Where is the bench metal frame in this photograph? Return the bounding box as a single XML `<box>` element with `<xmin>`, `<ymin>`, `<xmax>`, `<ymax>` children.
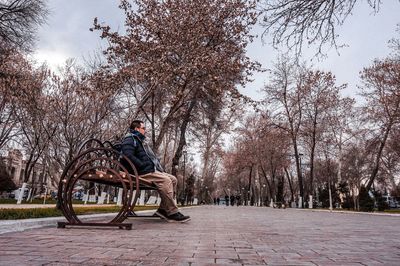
<box><xmin>57</xmin><ymin>138</ymin><xmax>160</xmax><ymax>230</ymax></box>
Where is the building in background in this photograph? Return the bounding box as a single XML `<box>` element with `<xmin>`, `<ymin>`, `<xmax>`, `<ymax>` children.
<box><xmin>1</xmin><ymin>149</ymin><xmax>58</xmax><ymax>199</ymax></box>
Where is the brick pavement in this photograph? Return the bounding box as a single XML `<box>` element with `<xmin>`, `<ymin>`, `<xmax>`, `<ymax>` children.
<box><xmin>0</xmin><ymin>206</ymin><xmax>399</xmax><ymax>265</ymax></box>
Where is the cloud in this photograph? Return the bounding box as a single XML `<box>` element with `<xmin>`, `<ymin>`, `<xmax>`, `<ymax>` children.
<box><xmin>32</xmin><ymin>49</ymin><xmax>70</xmax><ymax>71</ymax></box>
<box><xmin>34</xmin><ymin>0</ymin><xmax>124</xmax><ymax>69</ymax></box>
<box><xmin>33</xmin><ymin>0</ymin><xmax>399</xmax><ymax>102</ymax></box>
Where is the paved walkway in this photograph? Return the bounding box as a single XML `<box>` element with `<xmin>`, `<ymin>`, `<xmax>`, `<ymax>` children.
<box><xmin>0</xmin><ymin>206</ymin><xmax>399</xmax><ymax>265</ymax></box>
<box><xmin>0</xmin><ymin>204</ymin><xmax>123</xmax><ymax>209</ymax></box>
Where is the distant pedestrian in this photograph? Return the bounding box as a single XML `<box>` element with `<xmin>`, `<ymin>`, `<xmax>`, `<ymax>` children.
<box><xmin>236</xmin><ymin>195</ymin><xmax>241</xmax><ymax>206</ymax></box>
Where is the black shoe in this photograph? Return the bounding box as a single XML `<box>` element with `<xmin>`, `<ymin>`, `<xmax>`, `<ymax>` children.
<box><xmin>155</xmin><ymin>208</ymin><xmax>169</xmax><ymax>220</ymax></box>
<box><xmin>166</xmin><ymin>212</ymin><xmax>191</xmax><ymax>223</ymax></box>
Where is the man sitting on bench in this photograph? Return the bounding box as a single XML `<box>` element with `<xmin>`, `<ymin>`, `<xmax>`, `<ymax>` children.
<box><xmin>120</xmin><ymin>119</ymin><xmax>190</xmax><ymax>223</ymax></box>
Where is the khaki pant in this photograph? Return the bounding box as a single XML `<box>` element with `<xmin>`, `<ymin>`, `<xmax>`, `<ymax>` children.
<box><xmin>140</xmin><ymin>171</ymin><xmax>178</xmax><ymax>215</ymax></box>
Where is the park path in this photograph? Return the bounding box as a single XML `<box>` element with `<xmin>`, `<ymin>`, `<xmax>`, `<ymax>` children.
<box><xmin>0</xmin><ymin>205</ymin><xmax>399</xmax><ymax>265</ymax></box>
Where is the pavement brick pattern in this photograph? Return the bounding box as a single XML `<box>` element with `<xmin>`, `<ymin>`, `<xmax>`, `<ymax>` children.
<box><xmin>0</xmin><ymin>206</ymin><xmax>399</xmax><ymax>265</ymax></box>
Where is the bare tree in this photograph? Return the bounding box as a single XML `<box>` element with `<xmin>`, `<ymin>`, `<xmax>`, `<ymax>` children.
<box><xmin>0</xmin><ymin>0</ymin><xmax>48</xmax><ymax>52</ymax></box>
<box><xmin>192</xmin><ymin>95</ymin><xmax>242</xmax><ymax>187</ymax></box>
<box><xmin>301</xmin><ymin>70</ymin><xmax>344</xmax><ymax>198</ymax></box>
<box><xmin>221</xmin><ymin>117</ymin><xmax>258</xmax><ymax>205</ymax></box>
<box><xmin>259</xmin><ymin>0</ymin><xmax>385</xmax><ymax>57</ymax></box>
<box><xmin>381</xmin><ymin>128</ymin><xmax>400</xmax><ymax>191</ymax></box>
<box><xmin>14</xmin><ymin>64</ymin><xmax>55</xmax><ymax>203</ymax></box>
<box><xmin>326</xmin><ymin>98</ymin><xmax>358</xmax><ymax>181</ymax></box>
<box><xmin>389</xmin><ymin>23</ymin><xmax>400</xmax><ymax>59</ymax></box>
<box><xmin>0</xmin><ymin>47</ymin><xmax>27</xmax><ymax>150</ymax></box>
<box><xmin>47</xmin><ymin>60</ymin><xmax>123</xmax><ymax>175</ymax></box>
<box><xmin>92</xmin><ymin>0</ymin><xmax>260</xmax><ymax>176</ymax></box>
<box><xmin>257</xmin><ymin>121</ymin><xmax>291</xmax><ymax>204</ymax></box>
<box><xmin>360</xmin><ymin>58</ymin><xmax>400</xmax><ymax>191</ymax></box>
<box><xmin>0</xmin><ymin>0</ymin><xmax>48</xmax><ymax>150</ymax></box>
<box><xmin>341</xmin><ymin>142</ymin><xmax>370</xmax><ymax>209</ymax></box>
<box><xmin>263</xmin><ymin>56</ymin><xmax>306</xmax><ymax>206</ymax></box>
<box><xmin>220</xmin><ymin>114</ymin><xmax>292</xmax><ymax>205</ymax></box>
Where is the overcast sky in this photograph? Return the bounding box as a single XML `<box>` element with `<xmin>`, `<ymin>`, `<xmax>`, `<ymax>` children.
<box><xmin>33</xmin><ymin>0</ymin><xmax>400</xmax><ymax>103</ymax></box>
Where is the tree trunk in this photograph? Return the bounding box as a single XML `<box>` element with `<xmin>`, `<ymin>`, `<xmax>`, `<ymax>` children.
<box><xmin>284</xmin><ymin>167</ymin><xmax>294</xmax><ymax>202</ymax></box>
<box><xmin>260</xmin><ymin>165</ymin><xmax>272</xmax><ymax>200</ymax></box>
<box><xmin>337</xmin><ymin>141</ymin><xmax>343</xmax><ymax>206</ymax></box>
<box><xmin>246</xmin><ymin>165</ymin><xmax>253</xmax><ymax>205</ymax></box>
<box><xmin>151</xmin><ymin>91</ymin><xmax>156</xmax><ymax>147</ymax></box>
<box><xmin>201</xmin><ymin>129</ymin><xmax>212</xmax><ymax>183</ymax></box>
<box><xmin>153</xmin><ymin>79</ymin><xmax>192</xmax><ymax>153</ymax></box>
<box><xmin>337</xmin><ymin>140</ymin><xmax>343</xmax><ymax>183</ymax></box>
<box><xmin>171</xmin><ymin>96</ymin><xmax>198</xmax><ymax>177</ymax></box>
<box><xmin>292</xmin><ymin>138</ymin><xmax>304</xmax><ymax>207</ymax></box>
<box><xmin>16</xmin><ymin>182</ymin><xmax>27</xmax><ymax>204</ymax></box>
<box><xmin>309</xmin><ymin>124</ymin><xmax>317</xmax><ymax>198</ymax></box>
<box><xmin>366</xmin><ymin>123</ymin><xmax>392</xmax><ymax>191</ymax></box>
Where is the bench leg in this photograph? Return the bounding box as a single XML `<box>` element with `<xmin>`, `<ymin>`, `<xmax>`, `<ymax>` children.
<box><xmin>127</xmin><ymin>210</ymin><xmax>161</xmax><ymax>218</ymax></box>
<box><xmin>57</xmin><ymin>222</ymin><xmax>132</xmax><ymax>230</ymax></box>
<box><xmin>57</xmin><ymin>222</ymin><xmax>66</xmax><ymax>228</ymax></box>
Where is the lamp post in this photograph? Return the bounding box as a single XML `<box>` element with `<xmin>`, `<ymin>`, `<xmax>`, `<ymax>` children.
<box><xmin>328</xmin><ymin>172</ymin><xmax>333</xmax><ymax>211</ymax></box>
<box><xmin>43</xmin><ymin>185</ymin><xmax>47</xmax><ymax>205</ymax></box>
<box><xmin>241</xmin><ymin>187</ymin><xmax>245</xmax><ymax>206</ymax></box>
<box><xmin>205</xmin><ymin>186</ymin><xmax>210</xmax><ymax>203</ymax></box>
<box><xmin>255</xmin><ymin>180</ymin><xmax>260</xmax><ymax>206</ymax></box>
<box><xmin>199</xmin><ymin>178</ymin><xmax>204</xmax><ymax>204</ymax></box>
<box><xmin>262</xmin><ymin>184</ymin><xmax>266</xmax><ymax>206</ymax></box>
<box><xmin>227</xmin><ymin>188</ymin><xmax>231</xmax><ymax>206</ymax></box>
<box><xmin>182</xmin><ymin>149</ymin><xmax>187</xmax><ymax>206</ymax></box>
<box><xmin>298</xmin><ymin>153</ymin><xmax>304</xmax><ymax>208</ymax></box>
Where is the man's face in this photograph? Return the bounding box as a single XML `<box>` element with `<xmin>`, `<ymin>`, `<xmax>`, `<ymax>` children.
<box><xmin>136</xmin><ymin>122</ymin><xmax>146</xmax><ymax>135</ymax></box>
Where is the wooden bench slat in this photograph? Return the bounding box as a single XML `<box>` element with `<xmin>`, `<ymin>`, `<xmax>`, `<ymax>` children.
<box><xmin>78</xmin><ymin>169</ymin><xmax>157</xmax><ymax>190</ymax></box>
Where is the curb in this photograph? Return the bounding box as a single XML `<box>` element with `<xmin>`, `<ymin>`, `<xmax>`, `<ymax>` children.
<box><xmin>0</xmin><ymin>209</ymin><xmax>156</xmax><ymax>235</ymax></box>
<box><xmin>293</xmin><ymin>207</ymin><xmax>400</xmax><ymax>217</ymax></box>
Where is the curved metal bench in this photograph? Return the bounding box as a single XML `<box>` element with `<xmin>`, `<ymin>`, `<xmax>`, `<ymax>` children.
<box><xmin>56</xmin><ymin>138</ymin><xmax>158</xmax><ymax>230</ymax></box>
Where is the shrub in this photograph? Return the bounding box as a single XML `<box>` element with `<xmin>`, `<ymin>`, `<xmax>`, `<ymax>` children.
<box><xmin>0</xmin><ymin>160</ymin><xmax>17</xmax><ymax>192</ymax></box>
<box><xmin>341</xmin><ymin>197</ymin><xmax>354</xmax><ymax>210</ymax></box>
<box><xmin>358</xmin><ymin>185</ymin><xmax>374</xmax><ymax>212</ymax></box>
<box><xmin>374</xmin><ymin>190</ymin><xmax>389</xmax><ymax>211</ymax></box>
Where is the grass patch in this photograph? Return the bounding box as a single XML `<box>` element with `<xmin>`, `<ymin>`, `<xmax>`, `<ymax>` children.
<box><xmin>0</xmin><ymin>207</ymin><xmax>63</xmax><ymax>220</ymax></box>
<box><xmin>0</xmin><ymin>205</ymin><xmax>158</xmax><ymax>220</ymax></box>
<box><xmin>310</xmin><ymin>207</ymin><xmax>400</xmax><ymax>213</ymax></box>
<box><xmin>383</xmin><ymin>209</ymin><xmax>400</xmax><ymax>214</ymax></box>
<box><xmin>0</xmin><ymin>199</ymin><xmax>21</xmax><ymax>204</ymax></box>
<box><xmin>333</xmin><ymin>208</ymin><xmax>400</xmax><ymax>213</ymax></box>
<box><xmin>0</xmin><ymin>199</ymin><xmax>104</xmax><ymax>205</ymax></box>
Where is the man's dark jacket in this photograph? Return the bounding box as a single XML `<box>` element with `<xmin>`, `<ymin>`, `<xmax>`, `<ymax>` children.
<box><xmin>120</xmin><ymin>129</ymin><xmax>164</xmax><ymax>175</ymax></box>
